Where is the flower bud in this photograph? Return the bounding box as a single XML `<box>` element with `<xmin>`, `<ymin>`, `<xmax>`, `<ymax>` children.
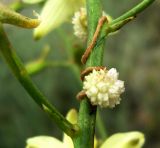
<box><xmin>34</xmin><ymin>0</ymin><xmax>84</xmax><ymax>39</ymax></box>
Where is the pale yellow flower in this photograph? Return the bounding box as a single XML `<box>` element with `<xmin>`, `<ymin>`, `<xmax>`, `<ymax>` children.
<box><xmin>26</xmin><ymin>109</ymin><xmax>145</xmax><ymax>148</ymax></box>
<box><xmin>26</xmin><ymin>130</ymin><xmax>145</xmax><ymax>148</ymax></box>
<box><xmin>100</xmin><ymin>131</ymin><xmax>145</xmax><ymax>148</ymax></box>
<box><xmin>26</xmin><ymin>109</ymin><xmax>99</xmax><ymax>148</ymax></box>
<box><xmin>26</xmin><ymin>109</ymin><xmax>77</xmax><ymax>148</ymax></box>
<box><xmin>26</xmin><ymin>136</ymin><xmax>64</xmax><ymax>148</ymax></box>
<box><xmin>34</xmin><ymin>0</ymin><xmax>85</xmax><ymax>39</ymax></box>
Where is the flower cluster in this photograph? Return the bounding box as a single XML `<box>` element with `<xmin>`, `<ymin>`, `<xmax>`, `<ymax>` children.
<box><xmin>72</xmin><ymin>7</ymin><xmax>112</xmax><ymax>40</ymax></box>
<box><xmin>72</xmin><ymin>7</ymin><xmax>87</xmax><ymax>40</ymax></box>
<box><xmin>83</xmin><ymin>68</ymin><xmax>125</xmax><ymax>108</ymax></box>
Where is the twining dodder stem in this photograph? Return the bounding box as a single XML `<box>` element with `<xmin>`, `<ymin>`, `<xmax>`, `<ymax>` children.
<box><xmin>81</xmin><ymin>16</ymin><xmax>107</xmax><ymax>64</ymax></box>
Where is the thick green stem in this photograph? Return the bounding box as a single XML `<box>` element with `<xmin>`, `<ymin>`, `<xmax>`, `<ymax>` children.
<box><xmin>73</xmin><ymin>0</ymin><xmax>107</xmax><ymax>148</ymax></box>
<box><xmin>0</xmin><ymin>24</ymin><xmax>79</xmax><ymax>137</ymax></box>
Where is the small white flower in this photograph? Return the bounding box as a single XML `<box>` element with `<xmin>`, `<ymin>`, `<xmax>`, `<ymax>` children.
<box><xmin>72</xmin><ymin>7</ymin><xmax>87</xmax><ymax>40</ymax></box>
<box><xmin>83</xmin><ymin>68</ymin><xmax>125</xmax><ymax>108</ymax></box>
<box><xmin>72</xmin><ymin>7</ymin><xmax>113</xmax><ymax>40</ymax></box>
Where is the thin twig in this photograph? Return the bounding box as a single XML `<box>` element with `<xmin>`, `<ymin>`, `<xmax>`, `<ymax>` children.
<box><xmin>109</xmin><ymin>0</ymin><xmax>155</xmax><ymax>31</ymax></box>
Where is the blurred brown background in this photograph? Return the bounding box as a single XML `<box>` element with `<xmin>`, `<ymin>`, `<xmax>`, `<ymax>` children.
<box><xmin>0</xmin><ymin>0</ymin><xmax>160</xmax><ymax>147</ymax></box>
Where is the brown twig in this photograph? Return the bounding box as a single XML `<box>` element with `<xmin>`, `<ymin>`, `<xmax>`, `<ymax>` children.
<box><xmin>81</xmin><ymin>16</ymin><xmax>108</xmax><ymax>64</ymax></box>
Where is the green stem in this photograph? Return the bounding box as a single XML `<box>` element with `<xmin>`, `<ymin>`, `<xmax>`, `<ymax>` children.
<box><xmin>26</xmin><ymin>60</ymin><xmax>71</xmax><ymax>75</ymax></box>
<box><xmin>97</xmin><ymin>0</ymin><xmax>155</xmax><ymax>49</ymax></box>
<box><xmin>96</xmin><ymin>109</ymin><xmax>107</xmax><ymax>140</ymax></box>
<box><xmin>110</xmin><ymin>0</ymin><xmax>155</xmax><ymax>28</ymax></box>
<box><xmin>0</xmin><ymin>24</ymin><xmax>79</xmax><ymax>138</ymax></box>
<box><xmin>73</xmin><ymin>0</ymin><xmax>107</xmax><ymax>147</ymax></box>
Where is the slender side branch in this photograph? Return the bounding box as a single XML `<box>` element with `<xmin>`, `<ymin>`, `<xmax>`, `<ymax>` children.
<box><xmin>108</xmin><ymin>17</ymin><xmax>135</xmax><ymax>33</ymax></box>
<box><xmin>96</xmin><ymin>0</ymin><xmax>155</xmax><ymax>47</ymax></box>
<box><xmin>26</xmin><ymin>60</ymin><xmax>72</xmax><ymax>75</ymax></box>
<box><xmin>109</xmin><ymin>0</ymin><xmax>155</xmax><ymax>27</ymax></box>
<box><xmin>0</xmin><ymin>24</ymin><xmax>79</xmax><ymax>137</ymax></box>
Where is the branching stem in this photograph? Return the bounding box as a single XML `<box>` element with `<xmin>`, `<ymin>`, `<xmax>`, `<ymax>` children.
<box><xmin>109</xmin><ymin>0</ymin><xmax>155</xmax><ymax>33</ymax></box>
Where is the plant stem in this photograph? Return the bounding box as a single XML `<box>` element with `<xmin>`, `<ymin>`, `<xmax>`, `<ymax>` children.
<box><xmin>0</xmin><ymin>24</ymin><xmax>79</xmax><ymax>138</ymax></box>
<box><xmin>26</xmin><ymin>60</ymin><xmax>72</xmax><ymax>75</ymax></box>
<box><xmin>96</xmin><ymin>0</ymin><xmax>156</xmax><ymax>49</ymax></box>
<box><xmin>110</xmin><ymin>0</ymin><xmax>155</xmax><ymax>28</ymax></box>
<box><xmin>96</xmin><ymin>109</ymin><xmax>108</xmax><ymax>140</ymax></box>
<box><xmin>73</xmin><ymin>0</ymin><xmax>107</xmax><ymax>147</ymax></box>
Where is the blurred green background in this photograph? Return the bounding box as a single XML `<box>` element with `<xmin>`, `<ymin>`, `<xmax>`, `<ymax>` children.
<box><xmin>0</xmin><ymin>0</ymin><xmax>160</xmax><ymax>147</ymax></box>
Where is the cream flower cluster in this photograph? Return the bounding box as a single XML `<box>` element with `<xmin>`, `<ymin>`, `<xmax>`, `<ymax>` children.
<box><xmin>72</xmin><ymin>7</ymin><xmax>87</xmax><ymax>40</ymax></box>
<box><xmin>72</xmin><ymin>7</ymin><xmax>112</xmax><ymax>40</ymax></box>
<box><xmin>83</xmin><ymin>68</ymin><xmax>125</xmax><ymax>108</ymax></box>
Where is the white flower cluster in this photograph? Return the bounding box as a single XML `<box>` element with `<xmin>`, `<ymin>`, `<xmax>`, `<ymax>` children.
<box><xmin>72</xmin><ymin>7</ymin><xmax>87</xmax><ymax>40</ymax></box>
<box><xmin>72</xmin><ymin>7</ymin><xmax>113</xmax><ymax>40</ymax></box>
<box><xmin>83</xmin><ymin>68</ymin><xmax>125</xmax><ymax>108</ymax></box>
